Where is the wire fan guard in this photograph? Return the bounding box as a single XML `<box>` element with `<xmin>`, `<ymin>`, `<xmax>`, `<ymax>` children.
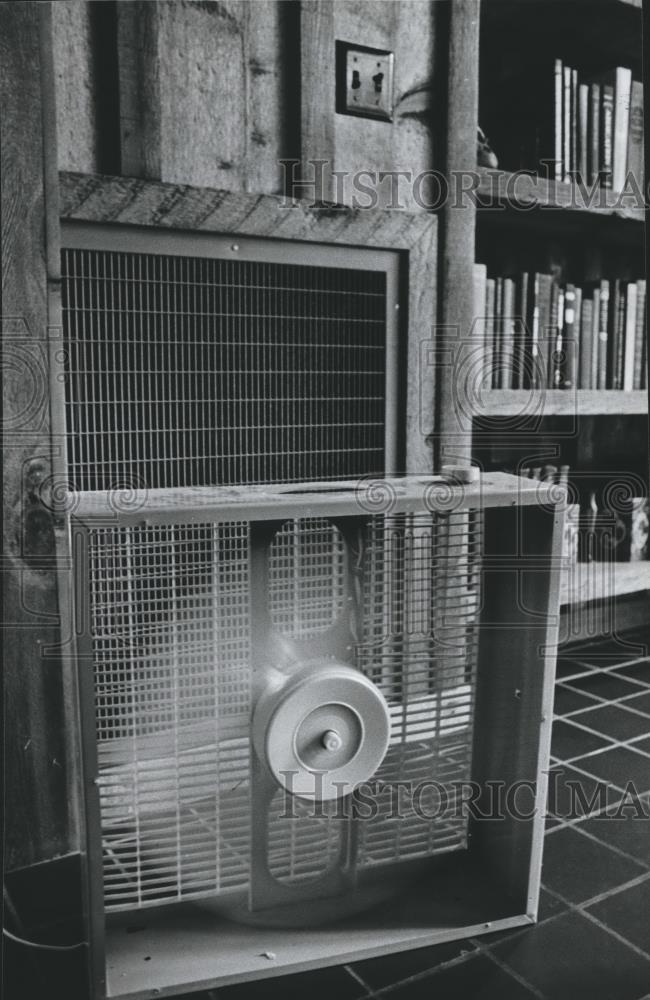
<box><xmin>82</xmin><ymin>500</ymin><xmax>482</xmax><ymax>914</ymax></box>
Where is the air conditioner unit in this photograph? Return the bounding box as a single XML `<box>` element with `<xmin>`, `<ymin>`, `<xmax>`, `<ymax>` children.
<box><xmin>55</xmin><ymin>184</ymin><xmax>563</xmax><ymax>998</ymax></box>
<box><xmin>70</xmin><ymin>473</ymin><xmax>563</xmax><ymax>999</ymax></box>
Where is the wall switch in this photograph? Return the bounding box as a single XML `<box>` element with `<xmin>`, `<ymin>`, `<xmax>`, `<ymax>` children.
<box><xmin>336</xmin><ymin>42</ymin><xmax>394</xmax><ymax>122</ymax></box>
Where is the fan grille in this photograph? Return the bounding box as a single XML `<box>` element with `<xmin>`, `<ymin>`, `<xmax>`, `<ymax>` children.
<box><xmin>85</xmin><ymin>510</ymin><xmax>481</xmax><ymax>911</ymax></box>
<box><xmin>61</xmin><ymin>248</ymin><xmax>389</xmax><ymax>491</ymax></box>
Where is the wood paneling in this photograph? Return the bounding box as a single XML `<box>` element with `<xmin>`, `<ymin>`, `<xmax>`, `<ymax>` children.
<box><xmin>1</xmin><ymin>1</ymin><xmax>74</xmax><ymax>869</ymax></box>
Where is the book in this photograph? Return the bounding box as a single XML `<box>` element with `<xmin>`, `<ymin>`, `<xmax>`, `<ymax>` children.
<box><xmin>626</xmin><ymin>80</ymin><xmax>644</xmax><ymax>192</ymax></box>
<box><xmin>473</xmin><ymin>264</ymin><xmax>488</xmax><ymax>389</ymax></box>
<box><xmin>493</xmin><ymin>277</ymin><xmax>503</xmax><ymax>389</ymax></box>
<box><xmin>590</xmin><ymin>287</ymin><xmax>601</xmax><ymax>390</ymax></box>
<box><xmin>578</xmin><ymin>83</ymin><xmax>589</xmax><ymax>184</ymax></box>
<box><xmin>562</xmin><ymin>284</ymin><xmax>577</xmax><ymax>389</ymax></box>
<box><xmin>500</xmin><ymin>277</ymin><xmax>516</xmax><ymax>389</ymax></box>
<box><xmin>633</xmin><ymin>280</ymin><xmax>646</xmax><ymax>391</ymax></box>
<box><xmin>608</xmin><ymin>279</ymin><xmax>623</xmax><ymax>389</ymax></box>
<box><xmin>600</xmin><ymin>84</ymin><xmax>614</xmax><ymax>188</ymax></box>
<box><xmin>553</xmin><ymin>288</ymin><xmax>565</xmax><ymax>388</ymax></box>
<box><xmin>622</xmin><ymin>282</ymin><xmax>638</xmax><ymax>391</ymax></box>
<box><xmin>554</xmin><ymin>59</ymin><xmax>563</xmax><ymax>180</ymax></box>
<box><xmin>588</xmin><ymin>83</ymin><xmax>600</xmax><ymax>186</ymax></box>
<box><xmin>570</xmin><ymin>68</ymin><xmax>578</xmax><ymax>180</ymax></box>
<box><xmin>579</xmin><ymin>295</ymin><xmax>594</xmax><ymax>389</ymax></box>
<box><xmin>597</xmin><ymin>279</ymin><xmax>610</xmax><ymax>390</ymax></box>
<box><xmin>485</xmin><ymin>277</ymin><xmax>496</xmax><ymax>390</ymax></box>
<box><xmin>615</xmin><ymin>282</ymin><xmax>627</xmax><ymax>389</ymax></box>
<box><xmin>532</xmin><ymin>273</ymin><xmax>553</xmax><ymax>389</ymax></box>
<box><xmin>515</xmin><ymin>272</ymin><xmax>529</xmax><ymax>389</ymax></box>
<box><xmin>563</xmin><ymin>64</ymin><xmax>572</xmax><ymax>183</ymax></box>
<box><xmin>610</xmin><ymin>66</ymin><xmax>632</xmax><ymax>192</ymax></box>
<box><xmin>529</xmin><ymin>273</ymin><xmax>541</xmax><ymax>389</ymax></box>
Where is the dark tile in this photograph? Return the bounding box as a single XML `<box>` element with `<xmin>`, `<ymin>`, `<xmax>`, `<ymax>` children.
<box><xmin>388</xmin><ymin>953</ymin><xmax>538</xmax><ymax>999</ymax></box>
<box><xmin>631</xmin><ymin>737</ymin><xmax>650</xmax><ymax>755</ymax></box>
<box><xmin>571</xmin><ymin>705</ymin><xmax>650</xmax><ymax>743</ymax></box>
<box><xmin>547</xmin><ymin>765</ymin><xmax>613</xmax><ymax>820</ymax></box>
<box><xmin>572</xmin><ymin>748</ymin><xmax>650</xmax><ymax>795</ymax></box>
<box><xmin>615</xmin><ymin>661</ymin><xmax>650</xmax><ymax>684</ymax></box>
<box><xmin>580</xmin><ymin>808</ymin><xmax>650</xmax><ymax>867</ymax></box>
<box><xmin>555</xmin><ymin>658</ymin><xmax>595</xmax><ymax>679</ymax></box>
<box><xmin>214</xmin><ymin>966</ymin><xmax>367</xmax><ymax>1000</ymax></box>
<box><xmin>554</xmin><ymin>686</ymin><xmax>599</xmax><ymax>717</ymax></box>
<box><xmin>551</xmin><ymin>720</ymin><xmax>610</xmax><ymax>760</ymax></box>
<box><xmin>588</xmin><ymin>877</ymin><xmax>650</xmax><ymax>955</ymax></box>
<box><xmin>621</xmin><ymin>692</ymin><xmax>650</xmax><ymax>716</ymax></box>
<box><xmin>491</xmin><ymin>910</ymin><xmax>650</xmax><ymax>1000</ymax></box>
<box><xmin>537</xmin><ymin>887</ymin><xmax>570</xmax><ymax>921</ymax></box>
<box><xmin>540</xmin><ymin>826</ymin><xmax>644</xmax><ymax>904</ymax></box>
<box><xmin>351</xmin><ymin>939</ymin><xmax>476</xmax><ymax>990</ymax></box>
<box><xmin>567</xmin><ymin>673</ymin><xmax>642</xmax><ymax>701</ymax></box>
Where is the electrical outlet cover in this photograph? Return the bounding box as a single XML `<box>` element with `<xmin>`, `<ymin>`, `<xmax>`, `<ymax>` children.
<box><xmin>337</xmin><ymin>43</ymin><xmax>394</xmax><ymax>122</ymax></box>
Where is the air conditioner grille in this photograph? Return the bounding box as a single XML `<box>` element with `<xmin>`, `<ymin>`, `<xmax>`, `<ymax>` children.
<box><xmin>62</xmin><ymin>249</ymin><xmax>389</xmax><ymax>491</ymax></box>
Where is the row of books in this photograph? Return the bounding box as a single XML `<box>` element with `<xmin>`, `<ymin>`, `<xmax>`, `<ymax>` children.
<box><xmin>550</xmin><ymin>60</ymin><xmax>644</xmax><ymax>191</ymax></box>
<box><xmin>520</xmin><ymin>465</ymin><xmax>648</xmax><ymax>563</ymax></box>
<box><xmin>474</xmin><ymin>266</ymin><xmax>647</xmax><ymax>391</ymax></box>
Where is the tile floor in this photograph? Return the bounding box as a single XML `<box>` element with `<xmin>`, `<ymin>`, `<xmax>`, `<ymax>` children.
<box><xmin>197</xmin><ymin>629</ymin><xmax>650</xmax><ymax>1000</ymax></box>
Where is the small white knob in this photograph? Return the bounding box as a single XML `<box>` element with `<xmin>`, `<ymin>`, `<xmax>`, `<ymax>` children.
<box><xmin>322</xmin><ymin>729</ymin><xmax>343</xmax><ymax>752</ymax></box>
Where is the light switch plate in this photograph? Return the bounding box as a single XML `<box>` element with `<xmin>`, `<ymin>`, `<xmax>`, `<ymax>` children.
<box><xmin>336</xmin><ymin>42</ymin><xmax>394</xmax><ymax>122</ymax></box>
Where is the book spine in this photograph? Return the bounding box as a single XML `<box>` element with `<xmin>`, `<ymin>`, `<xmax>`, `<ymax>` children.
<box><xmin>633</xmin><ymin>279</ymin><xmax>646</xmax><ymax>391</ymax></box>
<box><xmin>623</xmin><ymin>282</ymin><xmax>638</xmax><ymax>392</ymax></box>
<box><xmin>515</xmin><ymin>271</ymin><xmax>529</xmax><ymax>389</ymax></box>
<box><xmin>563</xmin><ymin>65</ymin><xmax>572</xmax><ymax>183</ymax></box>
<box><xmin>530</xmin><ymin>273</ymin><xmax>541</xmax><ymax>389</ymax></box>
<box><xmin>545</xmin><ymin>278</ymin><xmax>558</xmax><ymax>388</ymax></box>
<box><xmin>554</xmin><ymin>59</ymin><xmax>563</xmax><ymax>181</ymax></box>
<box><xmin>485</xmin><ymin>277</ymin><xmax>496</xmax><ymax>390</ymax></box>
<box><xmin>493</xmin><ymin>277</ymin><xmax>503</xmax><ymax>389</ymax></box>
<box><xmin>597</xmin><ymin>280</ymin><xmax>610</xmax><ymax>390</ymax></box>
<box><xmin>600</xmin><ymin>85</ymin><xmax>614</xmax><ymax>188</ymax></box>
<box><xmin>562</xmin><ymin>284</ymin><xmax>577</xmax><ymax>389</ymax></box>
<box><xmin>608</xmin><ymin>279</ymin><xmax>621</xmax><ymax>389</ymax></box>
<box><xmin>500</xmin><ymin>277</ymin><xmax>516</xmax><ymax>389</ymax></box>
<box><xmin>553</xmin><ymin>288</ymin><xmax>565</xmax><ymax>388</ymax></box>
<box><xmin>614</xmin><ymin>282</ymin><xmax>626</xmax><ymax>390</ymax></box>
<box><xmin>588</xmin><ymin>83</ymin><xmax>600</xmax><ymax>187</ymax></box>
<box><xmin>627</xmin><ymin>80</ymin><xmax>645</xmax><ymax>193</ymax></box>
<box><xmin>612</xmin><ymin>67</ymin><xmax>632</xmax><ymax>193</ymax></box>
<box><xmin>570</xmin><ymin>68</ymin><xmax>578</xmax><ymax>181</ymax></box>
<box><xmin>579</xmin><ymin>295</ymin><xmax>594</xmax><ymax>389</ymax></box>
<box><xmin>473</xmin><ymin>263</ymin><xmax>488</xmax><ymax>390</ymax></box>
<box><xmin>578</xmin><ymin>82</ymin><xmax>588</xmax><ymax>184</ymax></box>
<box><xmin>590</xmin><ymin>287</ymin><xmax>601</xmax><ymax>390</ymax></box>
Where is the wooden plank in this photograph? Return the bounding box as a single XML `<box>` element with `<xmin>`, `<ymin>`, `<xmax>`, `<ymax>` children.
<box><xmin>475</xmin><ymin>389</ymin><xmax>648</xmax><ymax>418</ymax></box>
<box><xmin>1</xmin><ymin>0</ymin><xmax>72</xmax><ymax>869</ymax></box>
<box><xmin>561</xmin><ymin>560</ymin><xmax>650</xmax><ymax>606</ymax></box>
<box><xmin>477</xmin><ymin>168</ymin><xmax>645</xmax><ymax>223</ymax></box>
<box><xmin>116</xmin><ymin>1</ymin><xmax>162</xmax><ymax>178</ymax></box>
<box><xmin>300</xmin><ymin>0</ymin><xmax>335</xmax><ymax>201</ymax></box>
<box><xmin>437</xmin><ymin>0</ymin><xmax>480</xmax><ymax>467</ymax></box>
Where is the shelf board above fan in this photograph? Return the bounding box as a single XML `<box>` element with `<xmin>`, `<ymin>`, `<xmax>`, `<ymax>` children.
<box><xmin>473</xmin><ymin>390</ymin><xmax>648</xmax><ymax>418</ymax></box>
<box><xmin>561</xmin><ymin>560</ymin><xmax>650</xmax><ymax>606</ymax></box>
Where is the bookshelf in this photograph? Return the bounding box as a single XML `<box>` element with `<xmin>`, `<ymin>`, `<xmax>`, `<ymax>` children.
<box><xmin>475</xmin><ymin>390</ymin><xmax>647</xmax><ymax>418</ymax></box>
<box><xmin>473</xmin><ymin>0</ymin><xmax>648</xmax><ymax>632</ymax></box>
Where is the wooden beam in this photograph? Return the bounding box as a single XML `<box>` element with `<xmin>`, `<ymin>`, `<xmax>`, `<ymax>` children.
<box><xmin>437</xmin><ymin>0</ymin><xmax>480</xmax><ymax>467</ymax></box>
<box><xmin>116</xmin><ymin>0</ymin><xmax>162</xmax><ymax>179</ymax></box>
<box><xmin>1</xmin><ymin>0</ymin><xmax>75</xmax><ymax>869</ymax></box>
<box><xmin>300</xmin><ymin>0</ymin><xmax>335</xmax><ymax>202</ymax></box>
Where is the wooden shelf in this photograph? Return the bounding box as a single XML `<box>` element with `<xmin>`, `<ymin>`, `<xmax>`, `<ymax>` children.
<box><xmin>473</xmin><ymin>390</ymin><xmax>648</xmax><ymax>418</ymax></box>
<box><xmin>561</xmin><ymin>561</ymin><xmax>650</xmax><ymax>606</ymax></box>
<box><xmin>476</xmin><ymin>169</ymin><xmax>644</xmax><ymax>225</ymax></box>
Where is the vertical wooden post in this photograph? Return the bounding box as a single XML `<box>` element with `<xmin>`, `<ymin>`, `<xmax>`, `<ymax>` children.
<box><xmin>437</xmin><ymin>0</ymin><xmax>480</xmax><ymax>467</ymax></box>
<box><xmin>1</xmin><ymin>1</ymin><xmax>76</xmax><ymax>869</ymax></box>
<box><xmin>300</xmin><ymin>0</ymin><xmax>336</xmax><ymax>202</ymax></box>
<box><xmin>116</xmin><ymin>0</ymin><xmax>162</xmax><ymax>178</ymax></box>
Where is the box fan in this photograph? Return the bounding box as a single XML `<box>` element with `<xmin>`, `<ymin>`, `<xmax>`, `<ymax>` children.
<box><xmin>58</xmin><ymin>203</ymin><xmax>563</xmax><ymax>999</ymax></box>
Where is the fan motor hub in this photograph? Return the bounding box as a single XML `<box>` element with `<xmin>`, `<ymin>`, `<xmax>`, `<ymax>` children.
<box><xmin>253</xmin><ymin>660</ymin><xmax>391</xmax><ymax>801</ymax></box>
